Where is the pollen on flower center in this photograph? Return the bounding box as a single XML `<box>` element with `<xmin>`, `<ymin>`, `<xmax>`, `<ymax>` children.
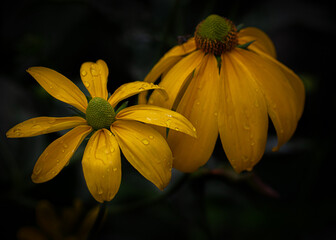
<box><xmin>195</xmin><ymin>14</ymin><xmax>238</xmax><ymax>55</ymax></box>
<box><xmin>86</xmin><ymin>97</ymin><xmax>115</xmax><ymax>130</ymax></box>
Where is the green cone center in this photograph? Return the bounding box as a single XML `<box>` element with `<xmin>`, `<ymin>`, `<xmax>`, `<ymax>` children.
<box><xmin>196</xmin><ymin>14</ymin><xmax>232</xmax><ymax>41</ymax></box>
<box><xmin>194</xmin><ymin>14</ymin><xmax>238</xmax><ymax>55</ymax></box>
<box><xmin>86</xmin><ymin>97</ymin><xmax>115</xmax><ymax>130</ymax></box>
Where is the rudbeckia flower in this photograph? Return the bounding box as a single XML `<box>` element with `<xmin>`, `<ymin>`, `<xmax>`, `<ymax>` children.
<box><xmin>6</xmin><ymin>60</ymin><xmax>196</xmax><ymax>202</ymax></box>
<box><xmin>139</xmin><ymin>14</ymin><xmax>305</xmax><ymax>173</ymax></box>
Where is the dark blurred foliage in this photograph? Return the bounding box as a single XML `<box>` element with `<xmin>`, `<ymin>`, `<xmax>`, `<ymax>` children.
<box><xmin>1</xmin><ymin>0</ymin><xmax>335</xmax><ymax>239</ymax></box>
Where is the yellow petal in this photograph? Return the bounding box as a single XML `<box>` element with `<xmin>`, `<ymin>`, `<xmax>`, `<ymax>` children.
<box><xmin>252</xmin><ymin>50</ymin><xmax>305</xmax><ymax>121</ymax></box>
<box><xmin>82</xmin><ymin>129</ymin><xmax>121</xmax><ymax>203</ymax></box>
<box><xmin>108</xmin><ymin>81</ymin><xmax>168</xmax><ymax>108</ymax></box>
<box><xmin>143</xmin><ymin>37</ymin><xmax>197</xmax><ymax>84</ymax></box>
<box><xmin>116</xmin><ymin>104</ymin><xmax>197</xmax><ymax>138</ymax></box>
<box><xmin>232</xmin><ymin>48</ymin><xmax>304</xmax><ymax>151</ymax></box>
<box><xmin>219</xmin><ymin>49</ymin><xmax>269</xmax><ymax>173</ymax></box>
<box><xmin>27</xmin><ymin>67</ymin><xmax>88</xmax><ymax>113</ymax></box>
<box><xmin>111</xmin><ymin>120</ymin><xmax>172</xmax><ymax>190</ymax></box>
<box><xmin>80</xmin><ymin>60</ymin><xmax>109</xmax><ymax>100</ymax></box>
<box><xmin>238</xmin><ymin>27</ymin><xmax>276</xmax><ymax>58</ymax></box>
<box><xmin>167</xmin><ymin>54</ymin><xmax>219</xmax><ymax>172</ymax></box>
<box><xmin>139</xmin><ymin>38</ymin><xmax>196</xmax><ymax>105</ymax></box>
<box><xmin>6</xmin><ymin>116</ymin><xmax>87</xmax><ymax>138</ymax></box>
<box><xmin>148</xmin><ymin>50</ymin><xmax>204</xmax><ymax>110</ymax></box>
<box><xmin>31</xmin><ymin>125</ymin><xmax>92</xmax><ymax>183</ymax></box>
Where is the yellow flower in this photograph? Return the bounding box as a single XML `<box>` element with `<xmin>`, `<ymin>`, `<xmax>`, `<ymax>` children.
<box><xmin>139</xmin><ymin>14</ymin><xmax>305</xmax><ymax>173</ymax></box>
<box><xmin>6</xmin><ymin>60</ymin><xmax>196</xmax><ymax>202</ymax></box>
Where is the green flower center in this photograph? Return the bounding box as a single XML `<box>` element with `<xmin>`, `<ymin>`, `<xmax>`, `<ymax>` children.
<box><xmin>195</xmin><ymin>14</ymin><xmax>238</xmax><ymax>55</ymax></box>
<box><xmin>86</xmin><ymin>97</ymin><xmax>115</xmax><ymax>130</ymax></box>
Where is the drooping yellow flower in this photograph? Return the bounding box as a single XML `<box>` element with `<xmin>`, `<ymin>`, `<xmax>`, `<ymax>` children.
<box><xmin>6</xmin><ymin>60</ymin><xmax>196</xmax><ymax>202</ymax></box>
<box><xmin>139</xmin><ymin>14</ymin><xmax>305</xmax><ymax>173</ymax></box>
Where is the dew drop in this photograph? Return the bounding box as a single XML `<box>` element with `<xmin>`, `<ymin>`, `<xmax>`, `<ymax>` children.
<box><xmin>214</xmin><ymin>112</ymin><xmax>218</xmax><ymax>117</ymax></box>
<box><xmin>98</xmin><ymin>189</ymin><xmax>103</xmax><ymax>195</ymax></box>
<box><xmin>91</xmin><ymin>68</ymin><xmax>98</xmax><ymax>76</ymax></box>
<box><xmin>243</xmin><ymin>123</ymin><xmax>250</xmax><ymax>130</ymax></box>
<box><xmin>104</xmin><ymin>149</ymin><xmax>110</xmax><ymax>154</ymax></box>
<box><xmin>32</xmin><ymin>124</ymin><xmax>41</xmax><ymax>129</ymax></box>
<box><xmin>110</xmin><ymin>147</ymin><xmax>115</xmax><ymax>153</ymax></box>
<box><xmin>242</xmin><ymin>155</ymin><xmax>249</xmax><ymax>162</ymax></box>
<box><xmin>33</xmin><ymin>167</ymin><xmax>42</xmax><ymax>175</ymax></box>
<box><xmin>250</xmin><ymin>141</ymin><xmax>255</xmax><ymax>146</ymax></box>
<box><xmin>84</xmin><ymin>81</ymin><xmax>90</xmax><ymax>87</ymax></box>
<box><xmin>149</xmin><ymin>135</ymin><xmax>154</xmax><ymax>140</ymax></box>
<box><xmin>174</xmin><ymin>127</ymin><xmax>179</xmax><ymax>131</ymax></box>
<box><xmin>165</xmin><ymin>119</ymin><xmax>172</xmax><ymax>127</ymax></box>
<box><xmin>113</xmin><ymin>167</ymin><xmax>118</xmax><ymax>172</ymax></box>
<box><xmin>142</xmin><ymin>139</ymin><xmax>149</xmax><ymax>145</ymax></box>
<box><xmin>192</xmin><ymin>127</ymin><xmax>196</xmax><ymax>132</ymax></box>
<box><xmin>14</xmin><ymin>129</ymin><xmax>22</xmax><ymax>136</ymax></box>
<box><xmin>81</xmin><ymin>70</ymin><xmax>87</xmax><ymax>76</ymax></box>
<box><xmin>63</xmin><ymin>143</ymin><xmax>68</xmax><ymax>148</ymax></box>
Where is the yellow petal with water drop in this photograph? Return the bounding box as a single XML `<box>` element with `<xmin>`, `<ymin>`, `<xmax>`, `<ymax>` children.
<box><xmin>6</xmin><ymin>116</ymin><xmax>87</xmax><ymax>138</ymax></box>
<box><xmin>82</xmin><ymin>129</ymin><xmax>121</xmax><ymax>203</ymax></box>
<box><xmin>116</xmin><ymin>104</ymin><xmax>197</xmax><ymax>138</ymax></box>
<box><xmin>232</xmin><ymin>48</ymin><xmax>304</xmax><ymax>151</ymax></box>
<box><xmin>27</xmin><ymin>67</ymin><xmax>88</xmax><ymax>113</ymax></box>
<box><xmin>111</xmin><ymin>120</ymin><xmax>172</xmax><ymax>190</ymax></box>
<box><xmin>108</xmin><ymin>81</ymin><xmax>168</xmax><ymax>108</ymax></box>
<box><xmin>218</xmin><ymin>49</ymin><xmax>269</xmax><ymax>173</ymax></box>
<box><xmin>167</xmin><ymin>54</ymin><xmax>219</xmax><ymax>172</ymax></box>
<box><xmin>80</xmin><ymin>60</ymin><xmax>109</xmax><ymax>100</ymax></box>
<box><xmin>148</xmin><ymin>50</ymin><xmax>204</xmax><ymax>110</ymax></box>
<box><xmin>238</xmin><ymin>27</ymin><xmax>276</xmax><ymax>58</ymax></box>
<box><xmin>31</xmin><ymin>125</ymin><xmax>92</xmax><ymax>183</ymax></box>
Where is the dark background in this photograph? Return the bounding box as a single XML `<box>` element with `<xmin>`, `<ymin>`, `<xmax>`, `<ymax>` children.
<box><xmin>1</xmin><ymin>0</ymin><xmax>335</xmax><ymax>239</ymax></box>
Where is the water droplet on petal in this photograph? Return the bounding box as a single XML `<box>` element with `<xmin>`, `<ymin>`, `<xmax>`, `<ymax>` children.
<box><xmin>142</xmin><ymin>139</ymin><xmax>149</xmax><ymax>145</ymax></box>
<box><xmin>84</xmin><ymin>81</ymin><xmax>90</xmax><ymax>87</ymax></box>
<box><xmin>175</xmin><ymin>127</ymin><xmax>179</xmax><ymax>131</ymax></box>
<box><xmin>81</xmin><ymin>70</ymin><xmax>87</xmax><ymax>76</ymax></box>
<box><xmin>149</xmin><ymin>135</ymin><xmax>154</xmax><ymax>140</ymax></box>
<box><xmin>214</xmin><ymin>112</ymin><xmax>218</xmax><ymax>117</ymax></box>
<box><xmin>113</xmin><ymin>167</ymin><xmax>118</xmax><ymax>172</ymax></box>
<box><xmin>14</xmin><ymin>129</ymin><xmax>22</xmax><ymax>136</ymax></box>
<box><xmin>165</xmin><ymin>119</ymin><xmax>172</xmax><ymax>127</ymax></box>
<box><xmin>243</xmin><ymin>123</ymin><xmax>250</xmax><ymax>130</ymax></box>
<box><xmin>110</xmin><ymin>147</ymin><xmax>115</xmax><ymax>153</ymax></box>
<box><xmin>33</xmin><ymin>167</ymin><xmax>42</xmax><ymax>175</ymax></box>
<box><xmin>91</xmin><ymin>68</ymin><xmax>98</xmax><ymax>76</ymax></box>
<box><xmin>242</xmin><ymin>155</ymin><xmax>249</xmax><ymax>162</ymax></box>
<box><xmin>63</xmin><ymin>143</ymin><xmax>68</xmax><ymax>148</ymax></box>
<box><xmin>32</xmin><ymin>124</ymin><xmax>41</xmax><ymax>129</ymax></box>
